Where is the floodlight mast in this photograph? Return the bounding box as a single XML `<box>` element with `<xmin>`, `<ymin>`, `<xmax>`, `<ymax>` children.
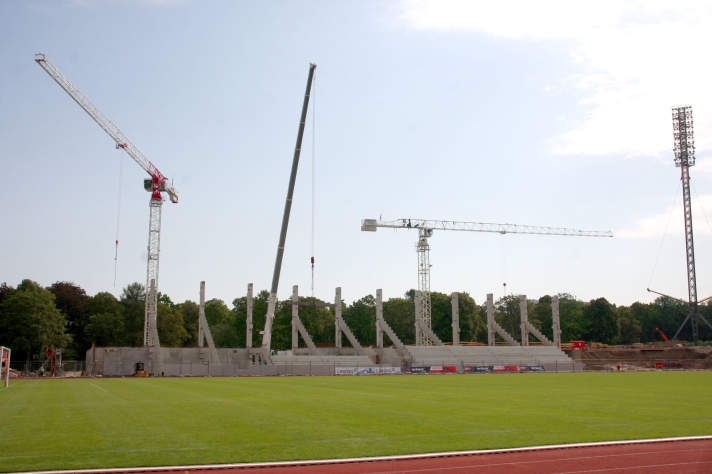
<box><xmin>34</xmin><ymin>53</ymin><xmax>179</xmax><ymax>348</ymax></box>
<box><xmin>262</xmin><ymin>63</ymin><xmax>316</xmax><ymax>351</ymax></box>
<box><xmin>649</xmin><ymin>106</ymin><xmax>712</xmax><ymax>342</ymax></box>
<box><xmin>362</xmin><ymin>218</ymin><xmax>613</xmax><ymax>345</ymax></box>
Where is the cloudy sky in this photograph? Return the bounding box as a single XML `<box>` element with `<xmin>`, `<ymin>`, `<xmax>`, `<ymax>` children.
<box><xmin>1</xmin><ymin>0</ymin><xmax>711</xmax><ymax>307</ymax></box>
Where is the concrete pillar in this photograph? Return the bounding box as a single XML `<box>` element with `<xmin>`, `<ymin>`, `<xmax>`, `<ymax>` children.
<box><xmin>451</xmin><ymin>292</ymin><xmax>460</xmax><ymax>346</ymax></box>
<box><xmin>487</xmin><ymin>293</ymin><xmax>495</xmax><ymax>346</ymax></box>
<box><xmin>376</xmin><ymin>289</ymin><xmax>383</xmax><ymax>349</ymax></box>
<box><xmin>291</xmin><ymin>285</ymin><xmax>299</xmax><ymax>351</ymax></box>
<box><xmin>246</xmin><ymin>283</ymin><xmax>253</xmax><ymax>348</ymax></box>
<box><xmin>335</xmin><ymin>287</ymin><xmax>342</xmax><ymax>350</ymax></box>
<box><xmin>520</xmin><ymin>295</ymin><xmax>529</xmax><ymax>346</ymax></box>
<box><xmin>414</xmin><ymin>293</ymin><xmax>422</xmax><ymax>346</ymax></box>
<box><xmin>552</xmin><ymin>295</ymin><xmax>561</xmax><ymax>348</ymax></box>
<box><xmin>198</xmin><ymin>281</ymin><xmax>206</xmax><ymax>348</ymax></box>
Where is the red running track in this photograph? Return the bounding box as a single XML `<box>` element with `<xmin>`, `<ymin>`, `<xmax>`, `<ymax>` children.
<box><xmin>31</xmin><ymin>437</ymin><xmax>712</xmax><ymax>474</ymax></box>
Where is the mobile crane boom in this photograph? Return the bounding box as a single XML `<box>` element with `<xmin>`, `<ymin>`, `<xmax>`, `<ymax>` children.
<box><xmin>261</xmin><ymin>63</ymin><xmax>316</xmax><ymax>351</ymax></box>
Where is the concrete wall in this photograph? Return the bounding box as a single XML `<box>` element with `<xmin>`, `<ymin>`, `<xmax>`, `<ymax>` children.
<box><xmin>86</xmin><ymin>347</ymin><xmax>270</xmax><ymax>377</ymax></box>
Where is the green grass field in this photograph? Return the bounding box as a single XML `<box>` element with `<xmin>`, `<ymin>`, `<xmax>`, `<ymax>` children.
<box><xmin>1</xmin><ymin>372</ymin><xmax>711</xmax><ymax>472</ymax></box>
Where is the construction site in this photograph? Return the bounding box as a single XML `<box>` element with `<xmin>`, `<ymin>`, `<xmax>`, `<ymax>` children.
<box><xmin>29</xmin><ymin>55</ymin><xmax>711</xmax><ymax>380</ymax></box>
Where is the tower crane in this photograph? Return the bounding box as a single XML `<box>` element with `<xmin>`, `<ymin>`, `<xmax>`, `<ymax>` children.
<box><xmin>362</xmin><ymin>218</ymin><xmax>613</xmax><ymax>345</ymax></box>
<box><xmin>35</xmin><ymin>53</ymin><xmax>179</xmax><ymax>348</ymax></box>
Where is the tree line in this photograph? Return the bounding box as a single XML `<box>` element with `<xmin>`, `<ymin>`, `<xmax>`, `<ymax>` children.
<box><xmin>1</xmin><ymin>279</ymin><xmax>710</xmax><ymax>364</ymax></box>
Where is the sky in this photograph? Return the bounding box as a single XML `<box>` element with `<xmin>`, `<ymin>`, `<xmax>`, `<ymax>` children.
<box><xmin>1</xmin><ymin>0</ymin><xmax>711</xmax><ymax>308</ymax></box>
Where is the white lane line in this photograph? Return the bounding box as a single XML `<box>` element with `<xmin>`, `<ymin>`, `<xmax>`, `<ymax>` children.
<box><xmin>18</xmin><ymin>435</ymin><xmax>712</xmax><ymax>474</ymax></box>
<box><xmin>553</xmin><ymin>461</ymin><xmax>712</xmax><ymax>473</ymax></box>
<box><xmin>366</xmin><ymin>450</ymin><xmax>711</xmax><ymax>473</ymax></box>
<box><xmin>88</xmin><ymin>382</ymin><xmax>108</xmax><ymax>393</ymax></box>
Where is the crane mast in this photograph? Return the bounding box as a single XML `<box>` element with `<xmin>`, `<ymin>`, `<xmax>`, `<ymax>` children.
<box><xmin>35</xmin><ymin>52</ymin><xmax>179</xmax><ymax>348</ymax></box>
<box><xmin>362</xmin><ymin>218</ymin><xmax>613</xmax><ymax>345</ymax></box>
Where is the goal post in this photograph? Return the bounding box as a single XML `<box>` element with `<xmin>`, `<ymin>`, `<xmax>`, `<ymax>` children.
<box><xmin>1</xmin><ymin>346</ymin><xmax>11</xmax><ymax>388</ymax></box>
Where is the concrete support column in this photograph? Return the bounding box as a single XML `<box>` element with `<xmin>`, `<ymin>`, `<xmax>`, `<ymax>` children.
<box><xmin>414</xmin><ymin>293</ymin><xmax>423</xmax><ymax>346</ymax></box>
<box><xmin>520</xmin><ymin>295</ymin><xmax>529</xmax><ymax>346</ymax></box>
<box><xmin>487</xmin><ymin>293</ymin><xmax>495</xmax><ymax>346</ymax></box>
<box><xmin>335</xmin><ymin>287</ymin><xmax>342</xmax><ymax>350</ymax></box>
<box><xmin>552</xmin><ymin>295</ymin><xmax>561</xmax><ymax>348</ymax></box>
<box><xmin>451</xmin><ymin>292</ymin><xmax>460</xmax><ymax>346</ymax></box>
<box><xmin>291</xmin><ymin>285</ymin><xmax>298</xmax><ymax>351</ymax></box>
<box><xmin>246</xmin><ymin>283</ymin><xmax>253</xmax><ymax>348</ymax></box>
<box><xmin>198</xmin><ymin>281</ymin><xmax>206</xmax><ymax>348</ymax></box>
<box><xmin>376</xmin><ymin>289</ymin><xmax>383</xmax><ymax>349</ymax></box>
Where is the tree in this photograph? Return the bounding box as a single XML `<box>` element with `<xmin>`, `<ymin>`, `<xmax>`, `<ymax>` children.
<box><xmin>699</xmin><ymin>301</ymin><xmax>712</xmax><ymax>342</ymax></box>
<box><xmin>204</xmin><ymin>298</ymin><xmax>233</xmax><ymax>347</ymax></box>
<box><xmin>84</xmin><ymin>292</ymin><xmax>124</xmax><ymax>347</ymax></box>
<box><xmin>231</xmin><ymin>290</ymin><xmax>270</xmax><ymax>349</ymax></box>
<box><xmin>558</xmin><ymin>293</ymin><xmax>586</xmax><ymax>342</ymax></box>
<box><xmin>532</xmin><ymin>295</ymin><xmax>553</xmax><ymax>340</ymax></box>
<box><xmin>157</xmin><ymin>303</ymin><xmax>189</xmax><ymax>347</ymax></box>
<box><xmin>85</xmin><ymin>312</ymin><xmax>125</xmax><ymax>347</ymax></box>
<box><xmin>48</xmin><ymin>281</ymin><xmax>89</xmax><ymax>358</ymax></box>
<box><xmin>300</xmin><ymin>297</ymin><xmax>334</xmax><ymax>347</ymax></box>
<box><xmin>495</xmin><ymin>295</ymin><xmax>521</xmax><ymax>341</ymax></box>
<box><xmin>0</xmin><ymin>279</ymin><xmax>70</xmax><ymax>367</ymax></box>
<box><xmin>158</xmin><ymin>292</ymin><xmax>174</xmax><ymax>308</ymax></box>
<box><xmin>177</xmin><ymin>300</ymin><xmax>199</xmax><ymax>347</ymax></box>
<box><xmin>648</xmin><ymin>297</ymin><xmax>688</xmax><ymax>341</ymax></box>
<box><xmin>430</xmin><ymin>292</ymin><xmax>453</xmax><ymax>343</ymax></box>
<box><xmin>205</xmin><ymin>299</ymin><xmax>231</xmax><ymax>328</ymax></box>
<box><xmin>0</xmin><ymin>282</ymin><xmax>14</xmax><ymax>305</ymax></box>
<box><xmin>383</xmin><ymin>297</ymin><xmax>414</xmax><ymax>345</ymax></box>
<box><xmin>616</xmin><ymin>306</ymin><xmax>642</xmax><ymax>344</ymax></box>
<box><xmin>120</xmin><ymin>283</ymin><xmax>145</xmax><ymax>346</ymax></box>
<box><xmin>629</xmin><ymin>302</ymin><xmax>655</xmax><ymax>343</ymax></box>
<box><xmin>343</xmin><ymin>295</ymin><xmax>376</xmax><ymax>346</ymax></box>
<box><xmin>454</xmin><ymin>292</ymin><xmax>482</xmax><ymax>343</ymax></box>
<box><xmin>583</xmin><ymin>297</ymin><xmax>617</xmax><ymax>344</ymax></box>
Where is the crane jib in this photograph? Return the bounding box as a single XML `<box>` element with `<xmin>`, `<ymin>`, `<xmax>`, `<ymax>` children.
<box><xmin>35</xmin><ymin>52</ymin><xmax>178</xmax><ymax>204</ymax></box>
<box><xmin>35</xmin><ymin>52</ymin><xmax>180</xmax><ymax>351</ymax></box>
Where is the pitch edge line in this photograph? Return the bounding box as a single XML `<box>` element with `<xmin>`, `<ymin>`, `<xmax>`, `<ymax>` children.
<box><xmin>21</xmin><ymin>435</ymin><xmax>712</xmax><ymax>474</ymax></box>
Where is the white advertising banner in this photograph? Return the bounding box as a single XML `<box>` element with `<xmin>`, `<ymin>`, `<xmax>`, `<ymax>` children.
<box><xmin>335</xmin><ymin>366</ymin><xmax>402</xmax><ymax>375</ymax></box>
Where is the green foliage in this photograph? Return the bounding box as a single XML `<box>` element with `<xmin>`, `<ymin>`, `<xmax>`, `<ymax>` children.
<box><xmin>177</xmin><ymin>300</ymin><xmax>199</xmax><ymax>347</ymax></box>
<box><xmin>532</xmin><ymin>295</ymin><xmax>553</xmax><ymax>339</ymax></box>
<box><xmin>616</xmin><ymin>306</ymin><xmax>642</xmax><ymax>344</ymax></box>
<box><xmin>583</xmin><ymin>298</ymin><xmax>617</xmax><ymax>344</ymax></box>
<box><xmin>343</xmin><ymin>294</ymin><xmax>376</xmax><ymax>346</ymax></box>
<box><xmin>558</xmin><ymin>293</ymin><xmax>586</xmax><ymax>341</ymax></box>
<box><xmin>0</xmin><ymin>279</ymin><xmax>71</xmax><ymax>363</ymax></box>
<box><xmin>430</xmin><ymin>292</ymin><xmax>453</xmax><ymax>342</ymax></box>
<box><xmin>84</xmin><ymin>292</ymin><xmax>123</xmax><ymax>347</ymax></box>
<box><xmin>297</xmin><ymin>297</ymin><xmax>333</xmax><ymax>348</ymax></box>
<box><xmin>85</xmin><ymin>312</ymin><xmax>125</xmax><ymax>347</ymax></box>
<box><xmin>119</xmin><ymin>283</ymin><xmax>145</xmax><ymax>346</ymax></box>
<box><xmin>204</xmin><ymin>298</ymin><xmax>237</xmax><ymax>347</ymax></box>
<box><xmin>383</xmin><ymin>297</ymin><xmax>414</xmax><ymax>344</ymax></box>
<box><xmin>495</xmin><ymin>295</ymin><xmax>521</xmax><ymax>341</ymax></box>
<box><xmin>47</xmin><ymin>281</ymin><xmax>89</xmax><ymax>358</ymax></box>
<box><xmin>157</xmin><ymin>303</ymin><xmax>189</xmax><ymax>347</ymax></box>
<box><xmin>2</xmin><ymin>276</ymin><xmax>710</xmax><ymax>357</ymax></box>
<box><xmin>454</xmin><ymin>292</ymin><xmax>480</xmax><ymax>342</ymax></box>
<box><xmin>649</xmin><ymin>297</ymin><xmax>689</xmax><ymax>341</ymax></box>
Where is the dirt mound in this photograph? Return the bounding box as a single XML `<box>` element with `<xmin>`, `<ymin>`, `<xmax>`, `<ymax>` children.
<box><xmin>572</xmin><ymin>345</ymin><xmax>712</xmax><ymax>370</ymax></box>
